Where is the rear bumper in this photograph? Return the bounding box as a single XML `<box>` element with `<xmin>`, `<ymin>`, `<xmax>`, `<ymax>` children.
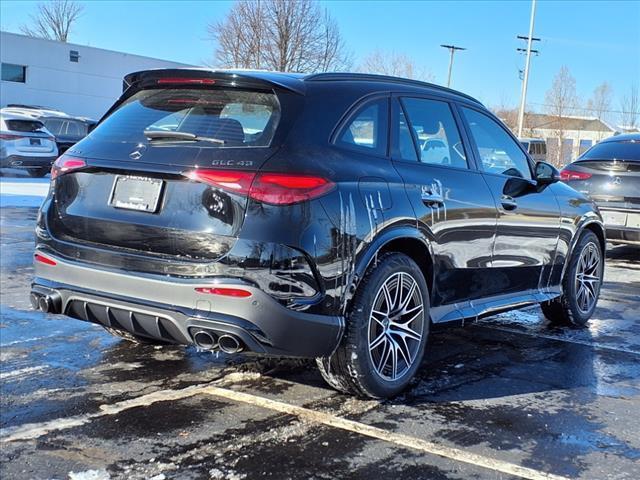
<box><xmin>1</xmin><ymin>154</ymin><xmax>56</xmax><ymax>169</ymax></box>
<box><xmin>31</xmin><ymin>250</ymin><xmax>343</xmax><ymax>358</ymax></box>
<box><xmin>599</xmin><ymin>208</ymin><xmax>640</xmax><ymax>245</ymax></box>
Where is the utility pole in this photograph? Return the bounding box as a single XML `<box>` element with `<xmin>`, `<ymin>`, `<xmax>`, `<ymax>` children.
<box><xmin>516</xmin><ymin>0</ymin><xmax>539</xmax><ymax>138</ymax></box>
<box><xmin>440</xmin><ymin>44</ymin><xmax>466</xmax><ymax>88</ymax></box>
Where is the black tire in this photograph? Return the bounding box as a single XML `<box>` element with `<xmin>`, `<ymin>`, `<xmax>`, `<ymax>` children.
<box><xmin>316</xmin><ymin>252</ymin><xmax>429</xmax><ymax>398</ymax></box>
<box><xmin>541</xmin><ymin>230</ymin><xmax>603</xmax><ymax>327</ymax></box>
<box><xmin>102</xmin><ymin>326</ymin><xmax>168</xmax><ymax>345</ymax></box>
<box><xmin>28</xmin><ymin>168</ymin><xmax>49</xmax><ymax>178</ymax></box>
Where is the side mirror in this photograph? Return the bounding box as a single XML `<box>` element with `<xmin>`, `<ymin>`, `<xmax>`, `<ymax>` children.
<box><xmin>534</xmin><ymin>161</ymin><xmax>560</xmax><ymax>185</ymax></box>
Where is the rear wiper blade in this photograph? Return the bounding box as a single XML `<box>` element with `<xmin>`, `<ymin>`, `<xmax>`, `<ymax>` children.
<box><xmin>144</xmin><ymin>130</ymin><xmax>226</xmax><ymax>145</ymax></box>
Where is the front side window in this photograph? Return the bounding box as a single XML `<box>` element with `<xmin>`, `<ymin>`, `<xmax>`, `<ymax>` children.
<box><xmin>462</xmin><ymin>107</ymin><xmax>532</xmax><ymax>179</ymax></box>
<box><xmin>1</xmin><ymin>63</ymin><xmax>26</xmax><ymax>83</ymax></box>
<box><xmin>400</xmin><ymin>98</ymin><xmax>468</xmax><ymax>168</ymax></box>
<box><xmin>92</xmin><ymin>88</ymin><xmax>280</xmax><ymax>148</ymax></box>
<box><xmin>336</xmin><ymin>98</ymin><xmax>388</xmax><ymax>156</ymax></box>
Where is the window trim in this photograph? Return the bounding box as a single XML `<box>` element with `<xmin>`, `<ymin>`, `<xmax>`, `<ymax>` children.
<box><xmin>330</xmin><ymin>93</ymin><xmax>391</xmax><ymax>159</ymax></box>
<box><xmin>390</xmin><ymin>93</ymin><xmax>477</xmax><ymax>172</ymax></box>
<box><xmin>455</xmin><ymin>102</ymin><xmax>534</xmax><ymax>180</ymax></box>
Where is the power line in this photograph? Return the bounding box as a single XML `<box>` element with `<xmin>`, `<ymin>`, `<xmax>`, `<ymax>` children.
<box><xmin>440</xmin><ymin>44</ymin><xmax>466</xmax><ymax>88</ymax></box>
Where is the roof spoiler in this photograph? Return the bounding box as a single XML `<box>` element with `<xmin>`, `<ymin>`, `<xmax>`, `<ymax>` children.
<box><xmin>122</xmin><ymin>68</ymin><xmax>306</xmax><ymax>95</ymax></box>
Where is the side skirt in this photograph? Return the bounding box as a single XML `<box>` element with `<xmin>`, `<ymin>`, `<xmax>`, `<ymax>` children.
<box><xmin>430</xmin><ymin>288</ymin><xmax>561</xmax><ymax>325</ymax></box>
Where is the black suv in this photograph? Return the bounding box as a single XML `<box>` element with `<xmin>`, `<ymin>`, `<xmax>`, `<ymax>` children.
<box><xmin>31</xmin><ymin>70</ymin><xmax>605</xmax><ymax>398</ymax></box>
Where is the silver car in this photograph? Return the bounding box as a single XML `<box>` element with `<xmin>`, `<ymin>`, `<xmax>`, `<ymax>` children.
<box><xmin>0</xmin><ymin>112</ymin><xmax>58</xmax><ymax>177</ymax></box>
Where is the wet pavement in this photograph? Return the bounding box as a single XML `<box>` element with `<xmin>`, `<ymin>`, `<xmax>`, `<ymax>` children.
<box><xmin>1</xmin><ymin>206</ymin><xmax>639</xmax><ymax>480</ymax></box>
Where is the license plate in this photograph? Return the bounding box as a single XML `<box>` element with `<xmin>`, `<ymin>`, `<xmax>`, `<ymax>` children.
<box><xmin>30</xmin><ymin>138</ymin><xmax>41</xmax><ymax>146</ymax></box>
<box><xmin>602</xmin><ymin>211</ymin><xmax>627</xmax><ymax>226</ymax></box>
<box><xmin>109</xmin><ymin>175</ymin><xmax>164</xmax><ymax>213</ymax></box>
<box><xmin>627</xmin><ymin>213</ymin><xmax>640</xmax><ymax>229</ymax></box>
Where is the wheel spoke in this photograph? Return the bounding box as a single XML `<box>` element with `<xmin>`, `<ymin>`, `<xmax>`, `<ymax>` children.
<box><xmin>369</xmin><ymin>331</ymin><xmax>386</xmax><ymax>351</ymax></box>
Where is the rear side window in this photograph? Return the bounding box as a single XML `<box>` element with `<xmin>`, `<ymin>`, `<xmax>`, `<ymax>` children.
<box><xmin>461</xmin><ymin>107</ymin><xmax>532</xmax><ymax>179</ymax></box>
<box><xmin>580</xmin><ymin>139</ymin><xmax>640</xmax><ymax>161</ymax></box>
<box><xmin>43</xmin><ymin>119</ymin><xmax>65</xmax><ymax>136</ymax></box>
<box><xmin>92</xmin><ymin>88</ymin><xmax>280</xmax><ymax>147</ymax></box>
<box><xmin>5</xmin><ymin>119</ymin><xmax>46</xmax><ymax>133</ymax></box>
<box><xmin>335</xmin><ymin>97</ymin><xmax>388</xmax><ymax>156</ymax></box>
<box><xmin>400</xmin><ymin>98</ymin><xmax>468</xmax><ymax>168</ymax></box>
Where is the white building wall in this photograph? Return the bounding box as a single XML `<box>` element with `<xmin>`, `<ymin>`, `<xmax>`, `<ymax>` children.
<box><xmin>0</xmin><ymin>31</ymin><xmax>193</xmax><ymax>119</ymax></box>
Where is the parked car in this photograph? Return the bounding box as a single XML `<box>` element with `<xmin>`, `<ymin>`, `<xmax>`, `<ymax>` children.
<box><xmin>31</xmin><ymin>70</ymin><xmax>605</xmax><ymax>398</ymax></box>
<box><xmin>560</xmin><ymin>133</ymin><xmax>639</xmax><ymax>246</ymax></box>
<box><xmin>0</xmin><ymin>111</ymin><xmax>58</xmax><ymax>177</ymax></box>
<box><xmin>420</xmin><ymin>138</ymin><xmax>450</xmax><ymax>165</ymax></box>
<box><xmin>2</xmin><ymin>105</ymin><xmax>95</xmax><ymax>155</ymax></box>
<box><xmin>520</xmin><ymin>137</ymin><xmax>547</xmax><ymax>162</ymax></box>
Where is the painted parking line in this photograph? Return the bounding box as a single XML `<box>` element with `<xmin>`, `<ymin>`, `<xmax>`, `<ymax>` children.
<box><xmin>1</xmin><ymin>375</ymin><xmax>569</xmax><ymax>480</ymax></box>
<box><xmin>476</xmin><ymin>324</ymin><xmax>640</xmax><ymax>356</ymax></box>
<box><xmin>0</xmin><ymin>366</ymin><xmax>48</xmax><ymax>380</ymax></box>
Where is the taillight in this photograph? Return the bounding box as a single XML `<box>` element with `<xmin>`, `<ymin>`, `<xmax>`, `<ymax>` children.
<box><xmin>195</xmin><ymin>287</ymin><xmax>252</xmax><ymax>298</ymax></box>
<box><xmin>0</xmin><ymin>134</ymin><xmax>25</xmax><ymax>140</ymax></box>
<box><xmin>51</xmin><ymin>155</ymin><xmax>86</xmax><ymax>179</ymax></box>
<box><xmin>186</xmin><ymin>169</ymin><xmax>255</xmax><ymax>195</ymax></box>
<box><xmin>250</xmin><ymin>173</ymin><xmax>335</xmax><ymax>205</ymax></box>
<box><xmin>185</xmin><ymin>169</ymin><xmax>335</xmax><ymax>205</ymax></box>
<box><xmin>157</xmin><ymin>77</ymin><xmax>216</xmax><ymax>85</ymax></box>
<box><xmin>559</xmin><ymin>168</ymin><xmax>592</xmax><ymax>181</ymax></box>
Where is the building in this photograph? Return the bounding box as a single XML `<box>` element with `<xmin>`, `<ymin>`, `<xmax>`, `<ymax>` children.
<box><xmin>523</xmin><ymin>113</ymin><xmax>617</xmax><ymax>165</ymax></box>
<box><xmin>0</xmin><ymin>31</ymin><xmax>193</xmax><ymax>119</ymax></box>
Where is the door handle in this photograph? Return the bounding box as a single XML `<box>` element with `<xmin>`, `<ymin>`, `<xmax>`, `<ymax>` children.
<box><xmin>501</xmin><ymin>195</ymin><xmax>518</xmax><ymax>211</ymax></box>
<box><xmin>422</xmin><ymin>191</ymin><xmax>444</xmax><ymax>206</ymax></box>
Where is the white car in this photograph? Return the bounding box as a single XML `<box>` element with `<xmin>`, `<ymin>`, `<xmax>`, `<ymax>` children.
<box><xmin>0</xmin><ymin>112</ymin><xmax>58</xmax><ymax>177</ymax></box>
<box><xmin>421</xmin><ymin>138</ymin><xmax>450</xmax><ymax>165</ymax></box>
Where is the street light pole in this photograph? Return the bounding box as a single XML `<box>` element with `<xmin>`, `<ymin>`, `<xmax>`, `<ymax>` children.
<box><xmin>440</xmin><ymin>44</ymin><xmax>466</xmax><ymax>88</ymax></box>
<box><xmin>517</xmin><ymin>0</ymin><xmax>537</xmax><ymax>138</ymax></box>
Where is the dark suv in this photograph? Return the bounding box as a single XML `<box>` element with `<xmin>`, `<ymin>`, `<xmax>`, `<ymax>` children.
<box><xmin>31</xmin><ymin>70</ymin><xmax>605</xmax><ymax>398</ymax></box>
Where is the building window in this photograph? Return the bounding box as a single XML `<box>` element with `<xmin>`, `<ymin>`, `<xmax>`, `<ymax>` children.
<box><xmin>69</xmin><ymin>50</ymin><xmax>80</xmax><ymax>62</ymax></box>
<box><xmin>1</xmin><ymin>63</ymin><xmax>26</xmax><ymax>83</ymax></box>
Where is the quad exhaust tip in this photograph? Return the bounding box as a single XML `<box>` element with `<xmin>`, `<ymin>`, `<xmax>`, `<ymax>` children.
<box><xmin>30</xmin><ymin>291</ymin><xmax>62</xmax><ymax>314</ymax></box>
<box><xmin>192</xmin><ymin>329</ymin><xmax>244</xmax><ymax>353</ymax></box>
<box><xmin>218</xmin><ymin>334</ymin><xmax>243</xmax><ymax>354</ymax></box>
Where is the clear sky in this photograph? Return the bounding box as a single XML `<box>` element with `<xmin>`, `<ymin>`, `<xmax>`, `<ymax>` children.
<box><xmin>1</xmin><ymin>0</ymin><xmax>639</xmax><ymax>118</ymax></box>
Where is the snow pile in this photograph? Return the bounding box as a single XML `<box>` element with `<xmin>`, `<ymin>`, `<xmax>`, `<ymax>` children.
<box><xmin>0</xmin><ymin>176</ymin><xmax>50</xmax><ymax>208</ymax></box>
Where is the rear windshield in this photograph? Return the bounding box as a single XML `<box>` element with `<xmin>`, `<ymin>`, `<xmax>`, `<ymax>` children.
<box><xmin>5</xmin><ymin>119</ymin><xmax>46</xmax><ymax>133</ymax></box>
<box><xmin>580</xmin><ymin>139</ymin><xmax>640</xmax><ymax>161</ymax></box>
<box><xmin>92</xmin><ymin>88</ymin><xmax>280</xmax><ymax>147</ymax></box>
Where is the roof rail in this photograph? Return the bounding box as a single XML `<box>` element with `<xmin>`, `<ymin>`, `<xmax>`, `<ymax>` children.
<box><xmin>304</xmin><ymin>72</ymin><xmax>482</xmax><ymax>105</ymax></box>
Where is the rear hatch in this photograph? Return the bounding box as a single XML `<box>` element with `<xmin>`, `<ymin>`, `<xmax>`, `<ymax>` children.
<box><xmin>561</xmin><ymin>138</ymin><xmax>640</xmax><ymax>210</ymax></box>
<box><xmin>3</xmin><ymin>119</ymin><xmax>56</xmax><ymax>154</ymax></box>
<box><xmin>47</xmin><ymin>72</ymin><xmax>298</xmax><ymax>263</ymax></box>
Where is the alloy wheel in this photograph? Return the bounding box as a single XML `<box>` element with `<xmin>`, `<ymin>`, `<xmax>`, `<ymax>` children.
<box><xmin>368</xmin><ymin>272</ymin><xmax>425</xmax><ymax>381</ymax></box>
<box><xmin>575</xmin><ymin>242</ymin><xmax>601</xmax><ymax>314</ymax></box>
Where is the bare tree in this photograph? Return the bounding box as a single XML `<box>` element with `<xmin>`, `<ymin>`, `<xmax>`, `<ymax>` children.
<box><xmin>209</xmin><ymin>0</ymin><xmax>351</xmax><ymax>73</ymax></box>
<box><xmin>20</xmin><ymin>0</ymin><xmax>83</xmax><ymax>42</ymax></box>
<box><xmin>544</xmin><ymin>66</ymin><xmax>579</xmax><ymax>166</ymax></box>
<box><xmin>586</xmin><ymin>81</ymin><xmax>613</xmax><ymax>139</ymax></box>
<box><xmin>620</xmin><ymin>82</ymin><xmax>640</xmax><ymax>130</ymax></box>
<box><xmin>359</xmin><ymin>49</ymin><xmax>434</xmax><ymax>82</ymax></box>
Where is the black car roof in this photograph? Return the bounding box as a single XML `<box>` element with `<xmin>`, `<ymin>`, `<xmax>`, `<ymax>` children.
<box><xmin>123</xmin><ymin>69</ymin><xmax>483</xmax><ymax>105</ymax></box>
<box><xmin>601</xmin><ymin>132</ymin><xmax>640</xmax><ymax>143</ymax></box>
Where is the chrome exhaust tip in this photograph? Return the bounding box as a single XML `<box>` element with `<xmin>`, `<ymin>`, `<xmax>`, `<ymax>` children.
<box><xmin>218</xmin><ymin>334</ymin><xmax>243</xmax><ymax>354</ymax></box>
<box><xmin>193</xmin><ymin>330</ymin><xmax>217</xmax><ymax>350</ymax></box>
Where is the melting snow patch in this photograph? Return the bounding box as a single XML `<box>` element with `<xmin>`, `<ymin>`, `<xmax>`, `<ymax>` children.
<box><xmin>68</xmin><ymin>469</ymin><xmax>110</xmax><ymax>480</ymax></box>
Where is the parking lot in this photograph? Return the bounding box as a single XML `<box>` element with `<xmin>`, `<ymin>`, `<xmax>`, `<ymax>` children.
<box><xmin>1</xmin><ymin>183</ymin><xmax>639</xmax><ymax>480</ymax></box>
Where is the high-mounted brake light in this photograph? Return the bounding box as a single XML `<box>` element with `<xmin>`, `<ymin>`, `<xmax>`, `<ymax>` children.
<box><xmin>157</xmin><ymin>77</ymin><xmax>216</xmax><ymax>85</ymax></box>
<box><xmin>559</xmin><ymin>168</ymin><xmax>592</xmax><ymax>181</ymax></box>
<box><xmin>51</xmin><ymin>155</ymin><xmax>86</xmax><ymax>180</ymax></box>
<box><xmin>34</xmin><ymin>253</ymin><xmax>57</xmax><ymax>266</ymax></box>
<box><xmin>184</xmin><ymin>169</ymin><xmax>335</xmax><ymax>205</ymax></box>
<box><xmin>195</xmin><ymin>287</ymin><xmax>252</xmax><ymax>298</ymax></box>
